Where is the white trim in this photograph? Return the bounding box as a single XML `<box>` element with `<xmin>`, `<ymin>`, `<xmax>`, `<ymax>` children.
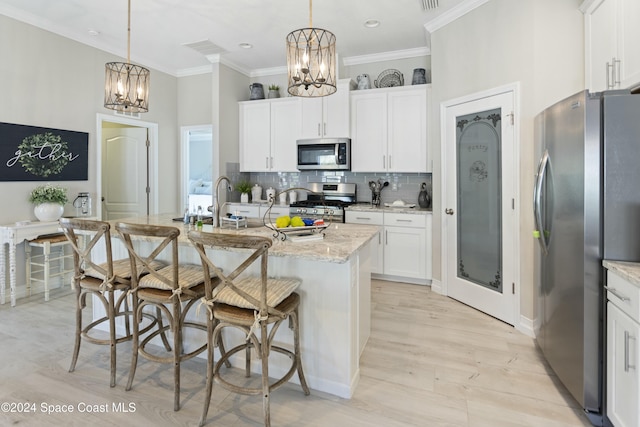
<box><xmin>176</xmin><ymin>65</ymin><xmax>213</xmax><ymax>78</ymax></box>
<box><xmin>440</xmin><ymin>82</ymin><xmax>522</xmax><ymax>328</ymax></box>
<box><xmin>430</xmin><ymin>278</ymin><xmax>444</xmax><ymax>295</ymax></box>
<box><xmin>342</xmin><ymin>47</ymin><xmax>430</xmax><ymax>66</ymax></box>
<box><xmin>250</xmin><ymin>66</ymin><xmax>288</xmax><ymax>78</ymax></box>
<box><xmin>516</xmin><ymin>315</ymin><xmax>535</xmax><ymax>338</ymax></box>
<box><xmin>424</xmin><ymin>0</ymin><xmax>490</xmax><ymax>33</ymax></box>
<box><xmin>96</xmin><ymin>113</ymin><xmax>159</xmax><ymax>220</ymax></box>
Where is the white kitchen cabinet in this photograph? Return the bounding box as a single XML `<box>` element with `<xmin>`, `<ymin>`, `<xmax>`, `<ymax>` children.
<box><xmin>383</xmin><ymin>213</ymin><xmax>427</xmax><ymax>280</ymax></box>
<box><xmin>351</xmin><ymin>85</ymin><xmax>429</xmax><ymax>173</ymax></box>
<box><xmin>300</xmin><ymin>79</ymin><xmax>354</xmax><ymax>139</ymax></box>
<box><xmin>583</xmin><ymin>0</ymin><xmax>640</xmax><ymax>92</ymax></box>
<box><xmin>345</xmin><ymin>210</ymin><xmax>384</xmax><ymax>274</ymax></box>
<box><xmin>606</xmin><ymin>270</ymin><xmax>640</xmax><ymax>427</ymax></box>
<box><xmin>346</xmin><ymin>209</ymin><xmax>431</xmax><ymax>283</ymax></box>
<box><xmin>239</xmin><ymin>98</ymin><xmax>301</xmax><ymax>172</ymax></box>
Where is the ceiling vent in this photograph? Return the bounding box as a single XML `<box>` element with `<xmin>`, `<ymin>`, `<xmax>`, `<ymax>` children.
<box><xmin>182</xmin><ymin>39</ymin><xmax>226</xmax><ymax>56</ymax></box>
<box><xmin>421</xmin><ymin>0</ymin><xmax>439</xmax><ymax>10</ymax></box>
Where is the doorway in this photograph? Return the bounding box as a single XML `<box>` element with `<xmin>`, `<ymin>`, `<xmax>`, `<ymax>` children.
<box><xmin>96</xmin><ymin>114</ymin><xmax>158</xmax><ymax>220</ymax></box>
<box><xmin>180</xmin><ymin>125</ymin><xmax>213</xmax><ymax>213</ymax></box>
<box><xmin>441</xmin><ymin>85</ymin><xmax>520</xmax><ymax>325</ymax></box>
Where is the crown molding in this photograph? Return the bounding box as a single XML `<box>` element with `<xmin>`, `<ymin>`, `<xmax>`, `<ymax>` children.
<box><xmin>250</xmin><ymin>66</ymin><xmax>288</xmax><ymax>78</ymax></box>
<box><xmin>342</xmin><ymin>47</ymin><xmax>430</xmax><ymax>67</ymax></box>
<box><xmin>423</xmin><ymin>0</ymin><xmax>490</xmax><ymax>33</ymax></box>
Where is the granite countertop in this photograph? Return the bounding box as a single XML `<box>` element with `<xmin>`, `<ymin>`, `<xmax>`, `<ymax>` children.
<box><xmin>345</xmin><ymin>204</ymin><xmax>432</xmax><ymax>214</ymax></box>
<box><xmin>110</xmin><ymin>214</ymin><xmax>379</xmax><ymax>264</ymax></box>
<box><xmin>603</xmin><ymin>260</ymin><xmax>640</xmax><ymax>288</ymax></box>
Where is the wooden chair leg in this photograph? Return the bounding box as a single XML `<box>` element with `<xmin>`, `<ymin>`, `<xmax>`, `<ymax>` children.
<box><xmin>291</xmin><ymin>308</ymin><xmax>310</xmax><ymax>395</ymax></box>
<box><xmin>126</xmin><ymin>302</ymin><xmax>141</xmax><ymax>392</ymax></box>
<box><xmin>108</xmin><ymin>291</ymin><xmax>117</xmax><ymax>388</ymax></box>
<box><xmin>157</xmin><ymin>307</ymin><xmax>172</xmax><ymax>351</ymax></box>
<box><xmin>199</xmin><ymin>316</ymin><xmax>216</xmax><ymax>427</ymax></box>
<box><xmin>69</xmin><ymin>286</ymin><xmax>82</xmax><ymax>373</ymax></box>
<box><xmin>173</xmin><ymin>300</ymin><xmax>181</xmax><ymax>412</ymax></box>
<box><xmin>261</xmin><ymin>322</ymin><xmax>271</xmax><ymax>427</ymax></box>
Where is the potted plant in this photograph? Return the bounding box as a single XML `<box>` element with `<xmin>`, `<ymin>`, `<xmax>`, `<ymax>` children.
<box><xmin>268</xmin><ymin>84</ymin><xmax>280</xmax><ymax>99</ymax></box>
<box><xmin>235</xmin><ymin>180</ymin><xmax>252</xmax><ymax>203</ymax></box>
<box><xmin>29</xmin><ymin>183</ymin><xmax>68</xmax><ymax>221</ymax></box>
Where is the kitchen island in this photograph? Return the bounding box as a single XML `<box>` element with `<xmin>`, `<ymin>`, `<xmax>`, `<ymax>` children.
<box><xmin>97</xmin><ymin>214</ymin><xmax>378</xmax><ymax>399</ymax></box>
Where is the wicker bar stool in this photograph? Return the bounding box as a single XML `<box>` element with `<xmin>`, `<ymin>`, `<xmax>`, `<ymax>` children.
<box><xmin>188</xmin><ymin>231</ymin><xmax>310</xmax><ymax>427</ymax></box>
<box><xmin>115</xmin><ymin>222</ymin><xmax>217</xmax><ymax>412</ymax></box>
<box><xmin>59</xmin><ymin>218</ymin><xmax>164</xmax><ymax>388</ymax></box>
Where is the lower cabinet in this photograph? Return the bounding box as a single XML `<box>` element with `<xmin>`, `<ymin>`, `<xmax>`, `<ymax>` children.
<box><xmin>345</xmin><ymin>211</ymin><xmax>383</xmax><ymax>274</ymax></box>
<box><xmin>346</xmin><ymin>210</ymin><xmax>431</xmax><ymax>283</ymax></box>
<box><xmin>606</xmin><ymin>271</ymin><xmax>640</xmax><ymax>427</ymax></box>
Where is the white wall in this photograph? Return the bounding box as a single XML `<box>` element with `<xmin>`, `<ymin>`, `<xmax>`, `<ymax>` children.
<box><xmin>430</xmin><ymin>0</ymin><xmax>584</xmax><ymax>320</ymax></box>
<box><xmin>0</xmin><ymin>14</ymin><xmax>179</xmax><ymax>224</ymax></box>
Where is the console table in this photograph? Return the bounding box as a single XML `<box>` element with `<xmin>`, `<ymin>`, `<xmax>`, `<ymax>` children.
<box><xmin>0</xmin><ymin>220</ymin><xmax>63</xmax><ymax>306</ymax></box>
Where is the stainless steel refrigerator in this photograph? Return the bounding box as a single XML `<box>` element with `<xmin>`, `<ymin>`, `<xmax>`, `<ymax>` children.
<box><xmin>534</xmin><ymin>89</ymin><xmax>640</xmax><ymax>426</ymax></box>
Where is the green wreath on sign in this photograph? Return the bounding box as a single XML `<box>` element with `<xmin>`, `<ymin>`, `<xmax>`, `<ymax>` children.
<box><xmin>18</xmin><ymin>132</ymin><xmax>70</xmax><ymax>177</ymax></box>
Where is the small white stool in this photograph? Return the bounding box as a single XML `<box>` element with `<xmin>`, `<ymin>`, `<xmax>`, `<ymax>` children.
<box><xmin>25</xmin><ymin>233</ymin><xmax>73</xmax><ymax>301</ymax></box>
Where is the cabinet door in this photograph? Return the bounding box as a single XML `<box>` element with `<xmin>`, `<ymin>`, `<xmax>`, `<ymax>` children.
<box><xmin>300</xmin><ymin>98</ymin><xmax>324</xmax><ymax>139</ymax></box>
<box><xmin>607</xmin><ymin>302</ymin><xmax>640</xmax><ymax>427</ymax></box>
<box><xmin>618</xmin><ymin>0</ymin><xmax>640</xmax><ymax>89</ymax></box>
<box><xmin>351</xmin><ymin>92</ymin><xmax>387</xmax><ymax>172</ymax></box>
<box><xmin>323</xmin><ymin>85</ymin><xmax>350</xmax><ymax>138</ymax></box>
<box><xmin>271</xmin><ymin>99</ymin><xmax>301</xmax><ymax>172</ymax></box>
<box><xmin>388</xmin><ymin>88</ymin><xmax>428</xmax><ymax>172</ymax></box>
<box><xmin>240</xmin><ymin>102</ymin><xmax>271</xmax><ymax>172</ymax></box>
<box><xmin>383</xmin><ymin>225</ymin><xmax>426</xmax><ymax>279</ymax></box>
<box><xmin>585</xmin><ymin>0</ymin><xmax>617</xmax><ymax>92</ymax></box>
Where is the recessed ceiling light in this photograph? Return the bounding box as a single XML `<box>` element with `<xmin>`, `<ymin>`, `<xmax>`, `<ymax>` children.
<box><xmin>88</xmin><ymin>29</ymin><xmax>100</xmax><ymax>36</ymax></box>
<box><xmin>364</xmin><ymin>19</ymin><xmax>380</xmax><ymax>28</ymax></box>
<box><xmin>239</xmin><ymin>43</ymin><xmax>253</xmax><ymax>49</ymax></box>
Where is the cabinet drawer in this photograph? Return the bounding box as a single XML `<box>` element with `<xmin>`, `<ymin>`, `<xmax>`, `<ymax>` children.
<box><xmin>607</xmin><ymin>271</ymin><xmax>640</xmax><ymax>320</ymax></box>
<box><xmin>345</xmin><ymin>211</ymin><xmax>383</xmax><ymax>225</ymax></box>
<box><xmin>384</xmin><ymin>213</ymin><xmax>426</xmax><ymax>228</ymax></box>
<box><xmin>225</xmin><ymin>204</ymin><xmax>260</xmax><ymax>218</ymax></box>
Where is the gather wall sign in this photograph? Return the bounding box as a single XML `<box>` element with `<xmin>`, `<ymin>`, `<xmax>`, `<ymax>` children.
<box><xmin>0</xmin><ymin>122</ymin><xmax>88</xmax><ymax>181</ymax></box>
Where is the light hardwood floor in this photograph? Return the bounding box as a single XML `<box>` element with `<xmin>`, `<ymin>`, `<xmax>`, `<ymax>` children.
<box><xmin>0</xmin><ymin>279</ymin><xmax>593</xmax><ymax>426</ymax></box>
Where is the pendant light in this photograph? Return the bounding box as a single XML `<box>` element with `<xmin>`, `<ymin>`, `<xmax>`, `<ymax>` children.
<box><xmin>286</xmin><ymin>0</ymin><xmax>336</xmax><ymax>97</ymax></box>
<box><xmin>104</xmin><ymin>0</ymin><xmax>150</xmax><ymax>113</ymax></box>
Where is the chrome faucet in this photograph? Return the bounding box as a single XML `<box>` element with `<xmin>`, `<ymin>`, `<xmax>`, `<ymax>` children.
<box><xmin>212</xmin><ymin>175</ymin><xmax>233</xmax><ymax>227</ymax></box>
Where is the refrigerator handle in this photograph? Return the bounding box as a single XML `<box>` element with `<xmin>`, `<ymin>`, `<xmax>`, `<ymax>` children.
<box><xmin>533</xmin><ymin>150</ymin><xmax>549</xmax><ymax>255</ymax></box>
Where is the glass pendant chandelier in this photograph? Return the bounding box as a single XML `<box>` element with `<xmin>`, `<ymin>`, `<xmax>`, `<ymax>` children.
<box><xmin>104</xmin><ymin>0</ymin><xmax>150</xmax><ymax>113</ymax></box>
<box><xmin>286</xmin><ymin>0</ymin><xmax>336</xmax><ymax>97</ymax></box>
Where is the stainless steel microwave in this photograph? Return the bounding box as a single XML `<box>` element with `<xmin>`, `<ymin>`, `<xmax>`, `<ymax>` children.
<box><xmin>296</xmin><ymin>138</ymin><xmax>351</xmax><ymax>171</ymax></box>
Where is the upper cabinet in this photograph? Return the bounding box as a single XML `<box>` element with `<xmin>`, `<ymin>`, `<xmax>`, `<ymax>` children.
<box><xmin>583</xmin><ymin>0</ymin><xmax>640</xmax><ymax>92</ymax></box>
<box><xmin>239</xmin><ymin>98</ymin><xmax>301</xmax><ymax>172</ymax></box>
<box><xmin>350</xmin><ymin>85</ymin><xmax>429</xmax><ymax>173</ymax></box>
<box><xmin>300</xmin><ymin>79</ymin><xmax>355</xmax><ymax>139</ymax></box>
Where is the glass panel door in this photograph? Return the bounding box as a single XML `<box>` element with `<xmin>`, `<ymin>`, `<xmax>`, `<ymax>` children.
<box><xmin>456</xmin><ymin>109</ymin><xmax>502</xmax><ymax>292</ymax></box>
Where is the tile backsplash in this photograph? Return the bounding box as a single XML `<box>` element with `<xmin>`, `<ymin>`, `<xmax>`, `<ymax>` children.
<box><xmin>224</xmin><ymin>163</ymin><xmax>432</xmax><ymax>207</ymax></box>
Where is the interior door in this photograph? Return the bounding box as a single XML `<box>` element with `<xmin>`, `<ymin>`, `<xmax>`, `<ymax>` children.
<box><xmin>444</xmin><ymin>91</ymin><xmax>516</xmax><ymax>325</ymax></box>
<box><xmin>101</xmin><ymin>125</ymin><xmax>149</xmax><ymax>220</ymax></box>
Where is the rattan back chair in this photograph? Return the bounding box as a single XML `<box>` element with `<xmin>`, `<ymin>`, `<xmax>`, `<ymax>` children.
<box><xmin>116</xmin><ymin>222</ymin><xmax>214</xmax><ymax>411</ymax></box>
<box><xmin>188</xmin><ymin>231</ymin><xmax>310</xmax><ymax>427</ymax></box>
<box><xmin>59</xmin><ymin>218</ymin><xmax>162</xmax><ymax>387</ymax></box>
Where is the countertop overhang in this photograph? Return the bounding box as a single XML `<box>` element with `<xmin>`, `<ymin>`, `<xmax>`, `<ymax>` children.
<box><xmin>110</xmin><ymin>214</ymin><xmax>379</xmax><ymax>264</ymax></box>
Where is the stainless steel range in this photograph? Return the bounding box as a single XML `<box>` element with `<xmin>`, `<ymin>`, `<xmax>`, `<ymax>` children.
<box><xmin>289</xmin><ymin>182</ymin><xmax>357</xmax><ymax>223</ymax></box>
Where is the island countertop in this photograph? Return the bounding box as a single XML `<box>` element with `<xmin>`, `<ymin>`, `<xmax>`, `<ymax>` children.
<box><xmin>110</xmin><ymin>213</ymin><xmax>379</xmax><ymax>264</ymax></box>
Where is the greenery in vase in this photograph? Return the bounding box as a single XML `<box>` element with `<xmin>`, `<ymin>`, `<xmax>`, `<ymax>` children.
<box><xmin>268</xmin><ymin>84</ymin><xmax>279</xmax><ymax>91</ymax></box>
<box><xmin>235</xmin><ymin>180</ymin><xmax>252</xmax><ymax>194</ymax></box>
<box><xmin>28</xmin><ymin>184</ymin><xmax>68</xmax><ymax>205</ymax></box>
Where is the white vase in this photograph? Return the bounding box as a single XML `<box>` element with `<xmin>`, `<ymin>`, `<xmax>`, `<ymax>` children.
<box><xmin>34</xmin><ymin>203</ymin><xmax>64</xmax><ymax>222</ymax></box>
<box><xmin>240</xmin><ymin>193</ymin><xmax>249</xmax><ymax>203</ymax></box>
